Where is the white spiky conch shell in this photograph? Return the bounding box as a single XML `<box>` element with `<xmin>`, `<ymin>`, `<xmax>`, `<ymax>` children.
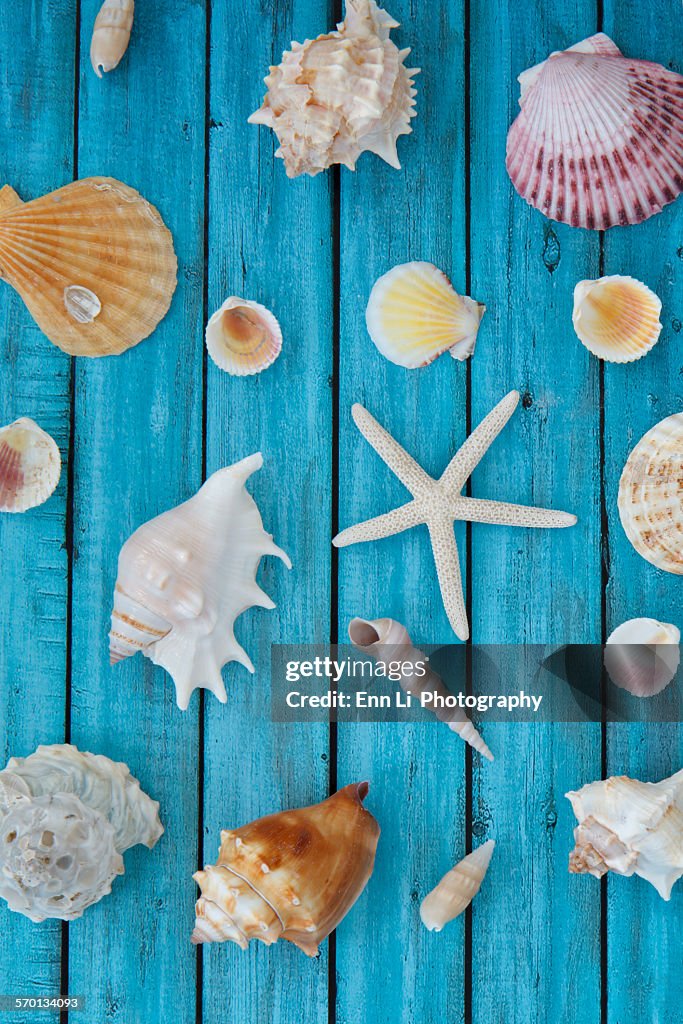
<box><xmin>109</xmin><ymin>454</ymin><xmax>292</xmax><ymax>710</ymax></box>
<box><xmin>0</xmin><ymin>744</ymin><xmax>162</xmax><ymax>922</ymax></box>
<box><xmin>566</xmin><ymin>770</ymin><xmax>683</xmax><ymax>899</ymax></box>
<box><xmin>365</xmin><ymin>262</ymin><xmax>485</xmax><ymax>368</ymax></box>
<box><xmin>572</xmin><ymin>276</ymin><xmax>663</xmax><ymax>363</ymax></box>
<box><xmin>420</xmin><ymin>840</ymin><xmax>495</xmax><ymax>932</ymax></box>
<box><xmin>248</xmin><ymin>0</ymin><xmax>419</xmax><ymax>178</ymax></box>
<box><xmin>617</xmin><ymin>413</ymin><xmax>683</xmax><ymax>574</ymax></box>
<box><xmin>192</xmin><ymin>782</ymin><xmax>380</xmax><ymax>955</ymax></box>
<box><xmin>348</xmin><ymin>616</ymin><xmax>493</xmax><ymax>760</ymax></box>
<box><xmin>0</xmin><ymin>417</ymin><xmax>61</xmax><ymax>513</ymax></box>
<box><xmin>507</xmin><ymin>33</ymin><xmax>683</xmax><ymax>229</ymax></box>
<box><xmin>205</xmin><ymin>297</ymin><xmax>282</xmax><ymax>376</ymax></box>
<box><xmin>91</xmin><ymin>0</ymin><xmax>134</xmax><ymax>77</ymax></box>
<box><xmin>604</xmin><ymin>618</ymin><xmax>680</xmax><ymax>697</ymax></box>
<box><xmin>0</xmin><ymin>177</ymin><xmax>176</xmax><ymax>357</ymax></box>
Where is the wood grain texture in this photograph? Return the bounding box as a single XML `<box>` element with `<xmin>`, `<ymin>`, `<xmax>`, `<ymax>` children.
<box><xmin>601</xmin><ymin>5</ymin><xmax>683</xmax><ymax>1022</ymax></box>
<box><xmin>201</xmin><ymin>0</ymin><xmax>333</xmax><ymax>1020</ymax></box>
<box><xmin>66</xmin><ymin>2</ymin><xmax>205</xmax><ymax>1022</ymax></box>
<box><xmin>469</xmin><ymin>2</ymin><xmax>603</xmax><ymax>1022</ymax></box>
<box><xmin>335</xmin><ymin>1</ymin><xmax>469</xmax><ymax>1021</ymax></box>
<box><xmin>0</xmin><ymin>1</ymin><xmax>75</xmax><ymax>1019</ymax></box>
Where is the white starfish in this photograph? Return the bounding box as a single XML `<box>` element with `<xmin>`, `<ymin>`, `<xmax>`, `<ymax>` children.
<box><xmin>333</xmin><ymin>390</ymin><xmax>577</xmax><ymax>640</ymax></box>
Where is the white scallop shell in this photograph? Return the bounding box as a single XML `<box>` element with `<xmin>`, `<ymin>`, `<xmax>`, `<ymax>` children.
<box><xmin>572</xmin><ymin>276</ymin><xmax>662</xmax><ymax>363</ymax></box>
<box><xmin>605</xmin><ymin>618</ymin><xmax>680</xmax><ymax>697</ymax></box>
<box><xmin>0</xmin><ymin>744</ymin><xmax>162</xmax><ymax>922</ymax></box>
<box><xmin>109</xmin><ymin>454</ymin><xmax>292</xmax><ymax>710</ymax></box>
<box><xmin>91</xmin><ymin>0</ymin><xmax>134</xmax><ymax>77</ymax></box>
<box><xmin>206</xmin><ymin>297</ymin><xmax>282</xmax><ymax>376</ymax></box>
<box><xmin>507</xmin><ymin>34</ymin><xmax>683</xmax><ymax>229</ymax></box>
<box><xmin>420</xmin><ymin>840</ymin><xmax>495</xmax><ymax>932</ymax></box>
<box><xmin>567</xmin><ymin>770</ymin><xmax>683</xmax><ymax>899</ymax></box>
<box><xmin>617</xmin><ymin>413</ymin><xmax>683</xmax><ymax>574</ymax></box>
<box><xmin>365</xmin><ymin>263</ymin><xmax>485</xmax><ymax>368</ymax></box>
<box><xmin>0</xmin><ymin>417</ymin><xmax>61</xmax><ymax>513</ymax></box>
<box><xmin>249</xmin><ymin>0</ymin><xmax>419</xmax><ymax>178</ymax></box>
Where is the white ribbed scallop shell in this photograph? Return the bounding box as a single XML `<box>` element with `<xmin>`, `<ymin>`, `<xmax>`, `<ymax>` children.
<box><xmin>0</xmin><ymin>744</ymin><xmax>162</xmax><ymax>922</ymax></box>
<box><xmin>249</xmin><ymin>0</ymin><xmax>419</xmax><ymax>177</ymax></box>
<box><xmin>0</xmin><ymin>417</ymin><xmax>61</xmax><ymax>513</ymax></box>
<box><xmin>109</xmin><ymin>454</ymin><xmax>291</xmax><ymax>709</ymax></box>
<box><xmin>507</xmin><ymin>34</ymin><xmax>683</xmax><ymax>229</ymax></box>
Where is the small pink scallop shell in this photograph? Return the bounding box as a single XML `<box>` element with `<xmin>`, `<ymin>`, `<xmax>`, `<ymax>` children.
<box><xmin>506</xmin><ymin>34</ymin><xmax>683</xmax><ymax>229</ymax></box>
<box><xmin>0</xmin><ymin>417</ymin><xmax>61</xmax><ymax>513</ymax></box>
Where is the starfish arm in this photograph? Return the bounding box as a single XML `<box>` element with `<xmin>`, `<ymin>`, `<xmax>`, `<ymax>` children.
<box><xmin>457</xmin><ymin>497</ymin><xmax>577</xmax><ymax>528</ymax></box>
<box><xmin>333</xmin><ymin>500</ymin><xmax>423</xmax><ymax>547</ymax></box>
<box><xmin>427</xmin><ymin>517</ymin><xmax>469</xmax><ymax>641</ymax></box>
<box><xmin>352</xmin><ymin>404</ymin><xmax>434</xmax><ymax>496</ymax></box>
<box><xmin>440</xmin><ymin>390</ymin><xmax>520</xmax><ymax>492</ymax></box>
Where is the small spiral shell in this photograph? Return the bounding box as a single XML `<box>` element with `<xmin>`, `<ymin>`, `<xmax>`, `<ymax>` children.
<box><xmin>91</xmin><ymin>0</ymin><xmax>135</xmax><ymax>78</ymax></box>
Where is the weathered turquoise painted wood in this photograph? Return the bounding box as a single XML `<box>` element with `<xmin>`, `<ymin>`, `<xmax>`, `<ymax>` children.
<box><xmin>0</xmin><ymin>2</ymin><xmax>74</xmax><ymax>1019</ymax></box>
<box><xmin>67</xmin><ymin>2</ymin><xmax>205</xmax><ymax>1022</ymax></box>
<box><xmin>469</xmin><ymin>3</ymin><xmax>603</xmax><ymax>1023</ymax></box>
<box><xmin>602</xmin><ymin>5</ymin><xmax>683</xmax><ymax>1021</ymax></box>
<box><xmin>336</xmin><ymin>2</ymin><xmax>469</xmax><ymax>1021</ymax></box>
<box><xmin>201</xmin><ymin>1</ymin><xmax>333</xmax><ymax>1021</ymax></box>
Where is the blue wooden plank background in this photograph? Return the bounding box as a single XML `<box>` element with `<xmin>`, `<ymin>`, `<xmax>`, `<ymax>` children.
<box><xmin>0</xmin><ymin>2</ymin><xmax>680</xmax><ymax>1024</ymax></box>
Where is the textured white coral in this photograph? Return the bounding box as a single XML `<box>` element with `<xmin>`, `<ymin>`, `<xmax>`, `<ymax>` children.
<box><xmin>249</xmin><ymin>0</ymin><xmax>419</xmax><ymax>177</ymax></box>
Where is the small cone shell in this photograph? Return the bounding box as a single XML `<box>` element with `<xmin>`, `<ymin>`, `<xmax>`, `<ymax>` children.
<box><xmin>605</xmin><ymin>618</ymin><xmax>680</xmax><ymax>697</ymax></box>
<box><xmin>420</xmin><ymin>840</ymin><xmax>495</xmax><ymax>932</ymax></box>
<box><xmin>205</xmin><ymin>297</ymin><xmax>282</xmax><ymax>376</ymax></box>
<box><xmin>0</xmin><ymin>418</ymin><xmax>61</xmax><ymax>513</ymax></box>
<box><xmin>91</xmin><ymin>0</ymin><xmax>134</xmax><ymax>78</ymax></box>
<box><xmin>192</xmin><ymin>783</ymin><xmax>380</xmax><ymax>955</ymax></box>
<box><xmin>617</xmin><ymin>413</ymin><xmax>683</xmax><ymax>574</ymax></box>
<box><xmin>0</xmin><ymin>178</ymin><xmax>177</xmax><ymax>357</ymax></box>
<box><xmin>572</xmin><ymin>276</ymin><xmax>662</xmax><ymax>363</ymax></box>
<box><xmin>366</xmin><ymin>262</ymin><xmax>485</xmax><ymax>368</ymax></box>
<box><xmin>507</xmin><ymin>34</ymin><xmax>683</xmax><ymax>229</ymax></box>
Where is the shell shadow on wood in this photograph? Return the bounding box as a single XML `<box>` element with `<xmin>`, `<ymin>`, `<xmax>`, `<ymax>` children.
<box><xmin>192</xmin><ymin>783</ymin><xmax>380</xmax><ymax>955</ymax></box>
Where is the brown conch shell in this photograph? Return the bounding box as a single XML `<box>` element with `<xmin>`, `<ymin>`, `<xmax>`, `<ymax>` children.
<box><xmin>0</xmin><ymin>178</ymin><xmax>177</xmax><ymax>357</ymax></box>
<box><xmin>192</xmin><ymin>782</ymin><xmax>380</xmax><ymax>955</ymax></box>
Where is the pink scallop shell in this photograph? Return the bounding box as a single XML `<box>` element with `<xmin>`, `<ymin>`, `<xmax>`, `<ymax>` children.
<box><xmin>506</xmin><ymin>33</ymin><xmax>683</xmax><ymax>229</ymax></box>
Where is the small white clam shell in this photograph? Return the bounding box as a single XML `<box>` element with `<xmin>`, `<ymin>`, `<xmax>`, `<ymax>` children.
<box><xmin>206</xmin><ymin>297</ymin><xmax>282</xmax><ymax>376</ymax></box>
<box><xmin>0</xmin><ymin>417</ymin><xmax>61</xmax><ymax>513</ymax></box>
<box><xmin>420</xmin><ymin>840</ymin><xmax>495</xmax><ymax>932</ymax></box>
<box><xmin>604</xmin><ymin>618</ymin><xmax>680</xmax><ymax>697</ymax></box>
<box><xmin>572</xmin><ymin>276</ymin><xmax>662</xmax><ymax>363</ymax></box>
<box><xmin>366</xmin><ymin>262</ymin><xmax>485</xmax><ymax>368</ymax></box>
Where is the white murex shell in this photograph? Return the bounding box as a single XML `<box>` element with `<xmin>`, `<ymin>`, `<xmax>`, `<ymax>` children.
<box><xmin>567</xmin><ymin>770</ymin><xmax>683</xmax><ymax>899</ymax></box>
<box><xmin>0</xmin><ymin>417</ymin><xmax>61</xmax><ymax>513</ymax></box>
<box><xmin>420</xmin><ymin>840</ymin><xmax>495</xmax><ymax>932</ymax></box>
<box><xmin>90</xmin><ymin>0</ymin><xmax>134</xmax><ymax>78</ymax></box>
<box><xmin>0</xmin><ymin>744</ymin><xmax>162</xmax><ymax>922</ymax></box>
<box><xmin>348</xmin><ymin>616</ymin><xmax>493</xmax><ymax>759</ymax></box>
<box><xmin>604</xmin><ymin>618</ymin><xmax>680</xmax><ymax>697</ymax></box>
<box><xmin>109</xmin><ymin>455</ymin><xmax>292</xmax><ymax>710</ymax></box>
<box><xmin>249</xmin><ymin>0</ymin><xmax>419</xmax><ymax>178</ymax></box>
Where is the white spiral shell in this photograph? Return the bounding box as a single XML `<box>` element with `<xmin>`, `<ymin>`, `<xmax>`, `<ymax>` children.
<box><xmin>90</xmin><ymin>0</ymin><xmax>134</xmax><ymax>78</ymax></box>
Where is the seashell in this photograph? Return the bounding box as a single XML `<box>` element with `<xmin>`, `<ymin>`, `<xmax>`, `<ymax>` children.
<box><xmin>248</xmin><ymin>0</ymin><xmax>419</xmax><ymax>178</ymax></box>
<box><xmin>572</xmin><ymin>276</ymin><xmax>663</xmax><ymax>363</ymax></box>
<box><xmin>348</xmin><ymin>616</ymin><xmax>493</xmax><ymax>760</ymax></box>
<box><xmin>91</xmin><ymin>0</ymin><xmax>134</xmax><ymax>78</ymax></box>
<box><xmin>0</xmin><ymin>744</ymin><xmax>162</xmax><ymax>922</ymax></box>
<box><xmin>420</xmin><ymin>840</ymin><xmax>495</xmax><ymax>932</ymax></box>
<box><xmin>605</xmin><ymin>618</ymin><xmax>680</xmax><ymax>697</ymax></box>
<box><xmin>192</xmin><ymin>782</ymin><xmax>380</xmax><ymax>955</ymax></box>
<box><xmin>506</xmin><ymin>33</ymin><xmax>683</xmax><ymax>229</ymax></box>
<box><xmin>365</xmin><ymin>262</ymin><xmax>485</xmax><ymax>368</ymax></box>
<box><xmin>617</xmin><ymin>413</ymin><xmax>683</xmax><ymax>574</ymax></box>
<box><xmin>0</xmin><ymin>177</ymin><xmax>177</xmax><ymax>357</ymax></box>
<box><xmin>109</xmin><ymin>454</ymin><xmax>291</xmax><ymax>710</ymax></box>
<box><xmin>567</xmin><ymin>769</ymin><xmax>683</xmax><ymax>899</ymax></box>
<box><xmin>0</xmin><ymin>418</ymin><xmax>61</xmax><ymax>513</ymax></box>
<box><xmin>206</xmin><ymin>297</ymin><xmax>282</xmax><ymax>376</ymax></box>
